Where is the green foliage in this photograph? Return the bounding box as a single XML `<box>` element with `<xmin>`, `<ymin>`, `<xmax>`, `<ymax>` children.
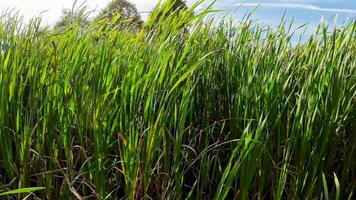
<box><xmin>0</xmin><ymin>187</ymin><xmax>45</xmax><ymax>196</ymax></box>
<box><xmin>54</xmin><ymin>1</ymin><xmax>91</xmax><ymax>29</ymax></box>
<box><xmin>55</xmin><ymin>0</ymin><xmax>143</xmax><ymax>31</ymax></box>
<box><xmin>169</xmin><ymin>0</ymin><xmax>188</xmax><ymax>13</ymax></box>
<box><xmin>146</xmin><ymin>0</ymin><xmax>190</xmax><ymax>31</ymax></box>
<box><xmin>96</xmin><ymin>0</ymin><xmax>143</xmax><ymax>30</ymax></box>
<box><xmin>0</xmin><ymin>1</ymin><xmax>356</xmax><ymax>199</ymax></box>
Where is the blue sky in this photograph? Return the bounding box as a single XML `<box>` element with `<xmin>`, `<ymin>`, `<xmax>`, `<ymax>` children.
<box><xmin>213</xmin><ymin>1</ymin><xmax>356</xmax><ymax>25</ymax></box>
<box><xmin>0</xmin><ymin>0</ymin><xmax>355</xmax><ymax>32</ymax></box>
<box><xmin>204</xmin><ymin>0</ymin><xmax>356</xmax><ymax>40</ymax></box>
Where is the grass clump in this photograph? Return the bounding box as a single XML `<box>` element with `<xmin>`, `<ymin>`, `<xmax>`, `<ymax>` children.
<box><xmin>0</xmin><ymin>1</ymin><xmax>355</xmax><ymax>199</ymax></box>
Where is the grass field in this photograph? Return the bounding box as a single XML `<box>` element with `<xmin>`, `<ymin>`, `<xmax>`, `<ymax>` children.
<box><xmin>0</xmin><ymin>1</ymin><xmax>356</xmax><ymax>199</ymax></box>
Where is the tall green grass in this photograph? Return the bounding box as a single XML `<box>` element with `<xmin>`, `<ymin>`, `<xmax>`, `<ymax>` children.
<box><xmin>0</xmin><ymin>1</ymin><xmax>355</xmax><ymax>199</ymax></box>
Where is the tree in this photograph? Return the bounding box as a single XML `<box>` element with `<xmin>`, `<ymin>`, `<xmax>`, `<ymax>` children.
<box><xmin>96</xmin><ymin>0</ymin><xmax>143</xmax><ymax>30</ymax></box>
<box><xmin>148</xmin><ymin>0</ymin><xmax>189</xmax><ymax>24</ymax></box>
<box><xmin>145</xmin><ymin>0</ymin><xmax>190</xmax><ymax>33</ymax></box>
<box><xmin>54</xmin><ymin>7</ymin><xmax>90</xmax><ymax>29</ymax></box>
<box><xmin>54</xmin><ymin>0</ymin><xmax>143</xmax><ymax>31</ymax></box>
<box><xmin>170</xmin><ymin>0</ymin><xmax>188</xmax><ymax>13</ymax></box>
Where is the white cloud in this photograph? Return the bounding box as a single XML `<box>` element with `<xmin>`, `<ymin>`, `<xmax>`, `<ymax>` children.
<box><xmin>0</xmin><ymin>0</ymin><xmax>112</xmax><ymax>24</ymax></box>
<box><xmin>236</xmin><ymin>2</ymin><xmax>356</xmax><ymax>14</ymax></box>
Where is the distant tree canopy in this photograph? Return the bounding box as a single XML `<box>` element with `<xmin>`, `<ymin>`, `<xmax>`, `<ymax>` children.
<box><xmin>54</xmin><ymin>7</ymin><xmax>90</xmax><ymax>29</ymax></box>
<box><xmin>145</xmin><ymin>0</ymin><xmax>190</xmax><ymax>32</ymax></box>
<box><xmin>170</xmin><ymin>0</ymin><xmax>188</xmax><ymax>13</ymax></box>
<box><xmin>54</xmin><ymin>0</ymin><xmax>190</xmax><ymax>31</ymax></box>
<box><xmin>96</xmin><ymin>0</ymin><xmax>143</xmax><ymax>29</ymax></box>
<box><xmin>153</xmin><ymin>0</ymin><xmax>188</xmax><ymax>22</ymax></box>
<box><xmin>97</xmin><ymin>0</ymin><xmax>141</xmax><ymax>21</ymax></box>
<box><xmin>55</xmin><ymin>0</ymin><xmax>143</xmax><ymax>30</ymax></box>
<box><xmin>153</xmin><ymin>0</ymin><xmax>188</xmax><ymax>20</ymax></box>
